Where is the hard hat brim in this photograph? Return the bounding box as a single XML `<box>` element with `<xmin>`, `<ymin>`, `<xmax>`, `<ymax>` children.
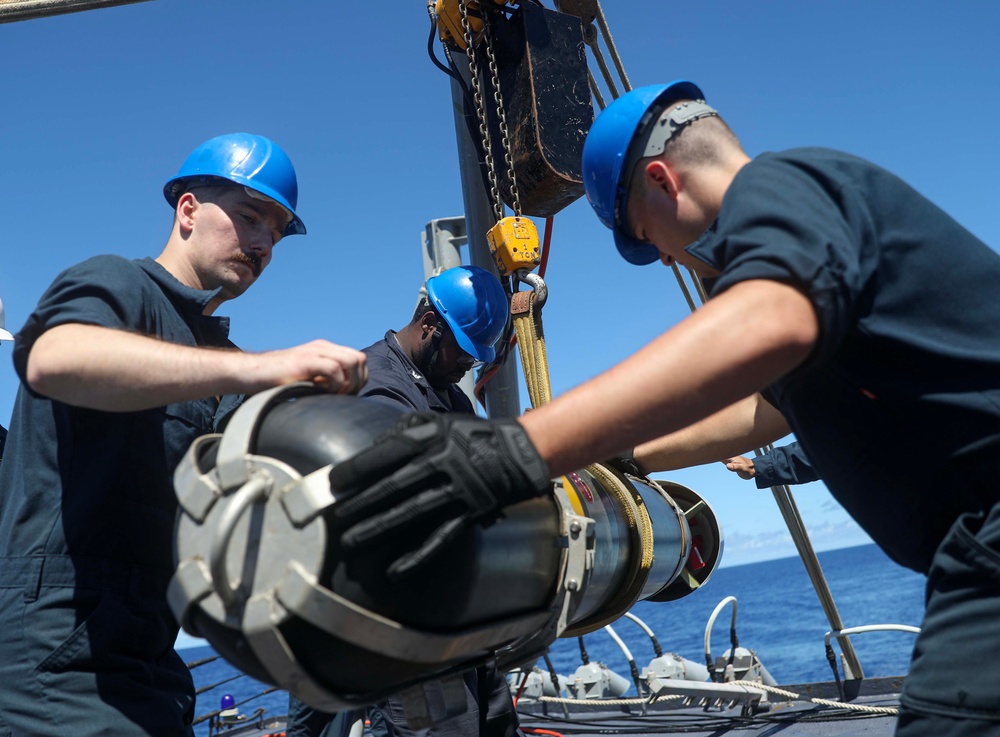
<box><xmin>451</xmin><ymin>326</ymin><xmax>496</xmax><ymax>363</ymax></box>
<box><xmin>614</xmin><ymin>228</ymin><xmax>662</xmax><ymax>266</ymax></box>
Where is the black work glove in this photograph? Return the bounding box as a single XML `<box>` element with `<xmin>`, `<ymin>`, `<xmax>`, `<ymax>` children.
<box><xmin>605</xmin><ymin>448</ymin><xmax>647</xmax><ymax>478</ymax></box>
<box><xmin>328</xmin><ymin>412</ymin><xmax>551</xmax><ymax>580</ymax></box>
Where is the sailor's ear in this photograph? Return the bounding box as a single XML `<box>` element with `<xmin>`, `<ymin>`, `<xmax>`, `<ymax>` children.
<box><xmin>644</xmin><ymin>159</ymin><xmax>681</xmax><ymax>199</ymax></box>
<box><xmin>419</xmin><ymin>310</ymin><xmax>439</xmax><ymax>334</ymax></box>
<box><xmin>176</xmin><ymin>191</ymin><xmax>200</xmax><ymax>232</ymax></box>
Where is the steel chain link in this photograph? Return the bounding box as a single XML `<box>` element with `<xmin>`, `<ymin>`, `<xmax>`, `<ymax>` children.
<box><xmin>458</xmin><ymin>0</ymin><xmax>504</xmax><ymax>223</ymax></box>
<box><xmin>457</xmin><ymin>0</ymin><xmax>523</xmax><ymax>221</ymax></box>
<box><xmin>480</xmin><ymin>6</ymin><xmax>522</xmax><ymax>216</ymax></box>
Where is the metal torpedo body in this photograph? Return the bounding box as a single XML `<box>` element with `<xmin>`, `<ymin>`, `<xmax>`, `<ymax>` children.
<box><xmin>170</xmin><ymin>383</ymin><xmax>721</xmax><ymax>719</ymax></box>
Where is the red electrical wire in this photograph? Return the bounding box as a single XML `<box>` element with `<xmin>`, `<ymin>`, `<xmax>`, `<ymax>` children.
<box><xmin>539</xmin><ymin>215</ymin><xmax>553</xmax><ymax>278</ymax></box>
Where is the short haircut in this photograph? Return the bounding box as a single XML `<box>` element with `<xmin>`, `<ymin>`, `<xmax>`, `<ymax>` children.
<box><xmin>661</xmin><ymin>114</ymin><xmax>743</xmax><ymax>168</ymax></box>
<box><xmin>411</xmin><ymin>296</ymin><xmax>433</xmax><ymax>324</ymax></box>
<box><xmin>182</xmin><ymin>182</ymin><xmax>237</xmax><ymax>203</ymax></box>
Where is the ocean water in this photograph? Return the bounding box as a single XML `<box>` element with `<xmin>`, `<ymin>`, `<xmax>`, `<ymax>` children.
<box><xmin>183</xmin><ymin>542</ymin><xmax>925</xmax><ymax>734</ymax></box>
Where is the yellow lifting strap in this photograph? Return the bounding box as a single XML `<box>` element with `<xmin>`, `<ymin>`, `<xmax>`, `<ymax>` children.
<box><xmin>510</xmin><ymin>289</ymin><xmax>551</xmax><ymax>409</ymax></box>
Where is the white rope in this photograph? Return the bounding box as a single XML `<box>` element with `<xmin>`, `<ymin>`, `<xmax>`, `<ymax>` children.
<box><xmin>535</xmin><ymin>682</ymin><xmax>898</xmax><ymax>716</ymax></box>
<box><xmin>537</xmin><ymin>694</ymin><xmax>682</xmax><ymax>707</ymax></box>
<box><xmin>729</xmin><ymin>680</ymin><xmax>899</xmax><ymax>715</ymax></box>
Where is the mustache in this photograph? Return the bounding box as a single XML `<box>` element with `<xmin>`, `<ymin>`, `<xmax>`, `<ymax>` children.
<box><xmin>234</xmin><ymin>251</ymin><xmax>262</xmax><ymax>277</ymax></box>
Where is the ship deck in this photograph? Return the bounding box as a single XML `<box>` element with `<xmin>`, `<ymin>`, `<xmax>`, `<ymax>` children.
<box><xmin>514</xmin><ymin>676</ymin><xmax>904</xmax><ymax>736</ymax></box>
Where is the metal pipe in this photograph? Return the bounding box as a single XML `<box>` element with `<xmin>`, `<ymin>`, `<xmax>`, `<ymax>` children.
<box><xmin>446</xmin><ymin>54</ymin><xmax>521</xmax><ymax>419</ymax></box>
<box><xmin>0</xmin><ymin>0</ymin><xmax>151</xmax><ymax>24</ymax></box>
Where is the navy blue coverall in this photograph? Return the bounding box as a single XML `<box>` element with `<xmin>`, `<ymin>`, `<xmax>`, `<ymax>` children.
<box><xmin>686</xmin><ymin>148</ymin><xmax>1000</xmax><ymax>735</ymax></box>
<box><xmin>360</xmin><ymin>331</ymin><xmax>475</xmax><ymax>415</ymax></box>
<box><xmin>751</xmin><ymin>442</ymin><xmax>819</xmax><ymax>488</ymax></box>
<box><xmin>287</xmin><ymin>331</ymin><xmax>523</xmax><ymax>737</ymax></box>
<box><xmin>0</xmin><ymin>255</ymin><xmax>241</xmax><ymax>737</ymax></box>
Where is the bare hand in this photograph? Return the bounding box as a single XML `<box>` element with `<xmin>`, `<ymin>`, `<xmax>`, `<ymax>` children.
<box><xmin>721</xmin><ymin>455</ymin><xmax>755</xmax><ymax>480</ymax></box>
<box><xmin>249</xmin><ymin>340</ymin><xmax>368</xmax><ymax>395</ymax></box>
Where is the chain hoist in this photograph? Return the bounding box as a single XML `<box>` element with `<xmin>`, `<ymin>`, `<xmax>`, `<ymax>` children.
<box><xmin>453</xmin><ymin>0</ymin><xmax>549</xmax><ymax>409</ymax></box>
<box><xmin>456</xmin><ymin>0</ymin><xmax>538</xmax><ymax>274</ymax></box>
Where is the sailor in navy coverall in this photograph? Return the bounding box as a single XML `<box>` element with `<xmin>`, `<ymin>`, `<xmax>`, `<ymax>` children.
<box><xmin>361</xmin><ymin>328</ymin><xmax>475</xmax><ymax>415</ymax></box>
<box><xmin>287</xmin><ymin>265</ymin><xmax>521</xmax><ymax>737</ymax></box>
<box><xmin>362</xmin><ymin>319</ymin><xmax>523</xmax><ymax>737</ymax></box>
<box><xmin>0</xmin><ymin>134</ymin><xmax>366</xmax><ymax>737</ymax></box>
<box><xmin>587</xmin><ymin>87</ymin><xmax>1000</xmax><ymax>737</ymax></box>
<box><xmin>331</xmin><ymin>83</ymin><xmax>1000</xmax><ymax>737</ymax></box>
<box><xmin>0</xmin><ymin>256</ymin><xmax>245</xmax><ymax>735</ymax></box>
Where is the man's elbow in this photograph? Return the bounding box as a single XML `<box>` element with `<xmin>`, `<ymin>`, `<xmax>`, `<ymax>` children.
<box><xmin>758</xmin><ymin>283</ymin><xmax>820</xmax><ymax>367</ymax></box>
<box><xmin>24</xmin><ymin>328</ymin><xmax>77</xmax><ymax>397</ymax></box>
<box><xmin>25</xmin><ymin>348</ymin><xmax>61</xmax><ymax>396</ymax></box>
<box><xmin>779</xmin><ymin>318</ymin><xmax>819</xmax><ymax>367</ymax></box>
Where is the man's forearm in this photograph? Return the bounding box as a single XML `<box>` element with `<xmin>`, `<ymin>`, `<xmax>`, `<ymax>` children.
<box><xmin>519</xmin><ymin>280</ymin><xmax>817</xmax><ymax>477</ymax></box>
<box><xmin>634</xmin><ymin>393</ymin><xmax>790</xmax><ymax>473</ymax></box>
<box><xmin>26</xmin><ymin>324</ymin><xmax>253</xmax><ymax>411</ymax></box>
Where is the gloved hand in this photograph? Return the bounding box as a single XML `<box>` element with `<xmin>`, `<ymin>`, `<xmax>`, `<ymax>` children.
<box><xmin>328</xmin><ymin>412</ymin><xmax>551</xmax><ymax>580</ymax></box>
<box><xmin>604</xmin><ymin>448</ymin><xmax>647</xmax><ymax>478</ymax></box>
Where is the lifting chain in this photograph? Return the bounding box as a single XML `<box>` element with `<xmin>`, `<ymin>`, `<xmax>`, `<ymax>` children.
<box><xmin>457</xmin><ymin>0</ymin><xmax>522</xmax><ymax>222</ymax></box>
<box><xmin>458</xmin><ymin>0</ymin><xmax>503</xmax><ymax>223</ymax></box>
<box><xmin>478</xmin><ymin>6</ymin><xmax>522</xmax><ymax>217</ymax></box>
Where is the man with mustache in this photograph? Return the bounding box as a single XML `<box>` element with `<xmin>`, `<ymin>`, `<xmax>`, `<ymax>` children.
<box><xmin>0</xmin><ymin>133</ymin><xmax>367</xmax><ymax>736</ymax></box>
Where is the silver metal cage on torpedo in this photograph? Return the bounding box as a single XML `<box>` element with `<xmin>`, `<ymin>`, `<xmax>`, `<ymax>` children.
<box><xmin>169</xmin><ymin>383</ymin><xmax>722</xmax><ymax>714</ymax></box>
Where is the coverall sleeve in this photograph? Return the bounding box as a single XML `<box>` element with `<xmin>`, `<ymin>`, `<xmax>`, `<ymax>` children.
<box><xmin>753</xmin><ymin>441</ymin><xmax>820</xmax><ymax>488</ymax></box>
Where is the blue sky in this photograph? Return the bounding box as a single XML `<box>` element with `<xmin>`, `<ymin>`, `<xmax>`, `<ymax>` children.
<box><xmin>3</xmin><ymin>2</ymin><xmax>999</xmax><ymax>651</ymax></box>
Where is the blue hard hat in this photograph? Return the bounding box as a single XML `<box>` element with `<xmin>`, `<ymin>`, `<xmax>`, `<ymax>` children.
<box><xmin>426</xmin><ymin>266</ymin><xmax>508</xmax><ymax>363</ymax></box>
<box><xmin>582</xmin><ymin>81</ymin><xmax>705</xmax><ymax>265</ymax></box>
<box><xmin>164</xmin><ymin>133</ymin><xmax>306</xmax><ymax>237</ymax></box>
